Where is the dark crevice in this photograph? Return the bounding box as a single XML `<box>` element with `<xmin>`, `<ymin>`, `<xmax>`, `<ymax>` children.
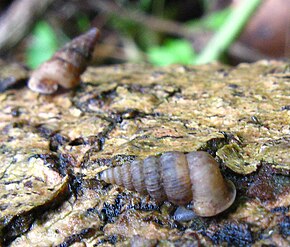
<box><xmin>205</xmin><ymin>223</ymin><xmax>254</xmax><ymax>246</ymax></box>
<box><xmin>280</xmin><ymin>216</ymin><xmax>290</xmax><ymax>238</ymax></box>
<box><xmin>78</xmin><ymin>117</ymin><xmax>122</xmax><ymax>167</ymax></box>
<box><xmin>100</xmin><ymin>193</ymin><xmax>128</xmax><ymax>224</ymax></box>
<box><xmin>198</xmin><ymin>131</ymin><xmax>241</xmax><ymax>157</ymax></box>
<box><xmin>55</xmin><ymin>228</ymin><xmax>96</xmax><ymax>247</ymax></box>
<box><xmin>155</xmin><ymin>135</ymin><xmax>184</xmax><ymax>140</ymax></box>
<box><xmin>281</xmin><ymin>105</ymin><xmax>290</xmax><ymax>110</ymax></box>
<box><xmin>34</xmin><ymin>124</ymin><xmax>70</xmax><ymax>152</ymax></box>
<box><xmin>28</xmin><ymin>153</ymin><xmax>75</xmax><ymax>177</ymax></box>
<box><xmin>72</xmin><ymin>87</ymin><xmax>117</xmax><ymax>114</ymax></box>
<box><xmin>1</xmin><ymin>181</ymin><xmax>70</xmax><ymax>246</ymax></box>
<box><xmin>0</xmin><ymin>78</ymin><xmax>27</xmax><ymax>92</ymax></box>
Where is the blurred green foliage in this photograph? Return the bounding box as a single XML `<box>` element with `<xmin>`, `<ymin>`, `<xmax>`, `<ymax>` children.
<box><xmin>188</xmin><ymin>7</ymin><xmax>231</xmax><ymax>31</ymax></box>
<box><xmin>25</xmin><ymin>21</ymin><xmax>58</xmax><ymax>69</ymax></box>
<box><xmin>26</xmin><ymin>14</ymin><xmax>88</xmax><ymax>69</ymax></box>
<box><xmin>146</xmin><ymin>8</ymin><xmax>230</xmax><ymax>66</ymax></box>
<box><xmin>139</xmin><ymin>0</ymin><xmax>153</xmax><ymax>11</ymax></box>
<box><xmin>147</xmin><ymin>39</ymin><xmax>196</xmax><ymax>66</ymax></box>
<box><xmin>24</xmin><ymin>0</ymin><xmax>261</xmax><ymax>68</ymax></box>
<box><xmin>77</xmin><ymin>14</ymin><xmax>91</xmax><ymax>32</ymax></box>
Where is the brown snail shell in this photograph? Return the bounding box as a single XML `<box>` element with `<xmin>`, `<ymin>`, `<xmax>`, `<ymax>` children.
<box><xmin>28</xmin><ymin>27</ymin><xmax>100</xmax><ymax>94</ymax></box>
<box><xmin>100</xmin><ymin>151</ymin><xmax>236</xmax><ymax>217</ymax></box>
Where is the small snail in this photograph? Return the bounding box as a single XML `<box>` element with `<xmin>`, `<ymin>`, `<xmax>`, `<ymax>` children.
<box><xmin>100</xmin><ymin>151</ymin><xmax>236</xmax><ymax>217</ymax></box>
<box><xmin>28</xmin><ymin>27</ymin><xmax>100</xmax><ymax>94</ymax></box>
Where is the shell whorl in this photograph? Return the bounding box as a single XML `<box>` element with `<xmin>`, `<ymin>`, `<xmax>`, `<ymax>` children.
<box><xmin>28</xmin><ymin>28</ymin><xmax>100</xmax><ymax>94</ymax></box>
<box><xmin>100</xmin><ymin>151</ymin><xmax>236</xmax><ymax>217</ymax></box>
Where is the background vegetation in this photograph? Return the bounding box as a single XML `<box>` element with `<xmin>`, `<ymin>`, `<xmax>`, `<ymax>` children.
<box><xmin>0</xmin><ymin>0</ymin><xmax>288</xmax><ymax>68</ymax></box>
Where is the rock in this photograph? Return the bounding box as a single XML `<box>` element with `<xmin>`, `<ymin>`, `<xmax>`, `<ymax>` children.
<box><xmin>0</xmin><ymin>61</ymin><xmax>289</xmax><ymax>246</ymax></box>
<box><xmin>0</xmin><ymin>60</ymin><xmax>28</xmax><ymax>92</ymax></box>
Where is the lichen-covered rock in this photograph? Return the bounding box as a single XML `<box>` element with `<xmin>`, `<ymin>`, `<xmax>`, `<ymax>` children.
<box><xmin>0</xmin><ymin>61</ymin><xmax>289</xmax><ymax>246</ymax></box>
<box><xmin>0</xmin><ymin>59</ymin><xmax>28</xmax><ymax>92</ymax></box>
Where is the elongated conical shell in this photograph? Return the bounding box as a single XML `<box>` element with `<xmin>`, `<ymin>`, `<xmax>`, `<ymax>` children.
<box><xmin>28</xmin><ymin>28</ymin><xmax>100</xmax><ymax>94</ymax></box>
<box><xmin>130</xmin><ymin>160</ymin><xmax>147</xmax><ymax>195</ymax></box>
<box><xmin>160</xmin><ymin>152</ymin><xmax>192</xmax><ymax>205</ymax></box>
<box><xmin>99</xmin><ymin>151</ymin><xmax>236</xmax><ymax>217</ymax></box>
<box><xmin>143</xmin><ymin>156</ymin><xmax>167</xmax><ymax>203</ymax></box>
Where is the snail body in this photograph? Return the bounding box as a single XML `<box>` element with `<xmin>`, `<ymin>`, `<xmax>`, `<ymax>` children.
<box><xmin>100</xmin><ymin>151</ymin><xmax>236</xmax><ymax>217</ymax></box>
<box><xmin>28</xmin><ymin>28</ymin><xmax>100</xmax><ymax>94</ymax></box>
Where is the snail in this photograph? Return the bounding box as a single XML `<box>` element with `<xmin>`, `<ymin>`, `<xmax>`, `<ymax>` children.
<box><xmin>100</xmin><ymin>151</ymin><xmax>236</xmax><ymax>217</ymax></box>
<box><xmin>28</xmin><ymin>27</ymin><xmax>100</xmax><ymax>94</ymax></box>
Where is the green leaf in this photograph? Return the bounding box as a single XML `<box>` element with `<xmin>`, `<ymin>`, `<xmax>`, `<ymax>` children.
<box><xmin>26</xmin><ymin>21</ymin><xmax>58</xmax><ymax>69</ymax></box>
<box><xmin>147</xmin><ymin>39</ymin><xmax>196</xmax><ymax>66</ymax></box>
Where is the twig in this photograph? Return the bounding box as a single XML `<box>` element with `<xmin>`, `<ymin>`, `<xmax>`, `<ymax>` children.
<box><xmin>0</xmin><ymin>0</ymin><xmax>56</xmax><ymax>53</ymax></box>
<box><xmin>88</xmin><ymin>0</ymin><xmax>194</xmax><ymax>39</ymax></box>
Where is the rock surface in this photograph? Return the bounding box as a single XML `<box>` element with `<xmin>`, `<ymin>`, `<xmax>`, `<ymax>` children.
<box><xmin>0</xmin><ymin>61</ymin><xmax>289</xmax><ymax>246</ymax></box>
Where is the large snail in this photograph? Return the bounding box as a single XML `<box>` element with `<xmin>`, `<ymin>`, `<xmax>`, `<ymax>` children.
<box><xmin>28</xmin><ymin>27</ymin><xmax>100</xmax><ymax>94</ymax></box>
<box><xmin>100</xmin><ymin>151</ymin><xmax>236</xmax><ymax>217</ymax></box>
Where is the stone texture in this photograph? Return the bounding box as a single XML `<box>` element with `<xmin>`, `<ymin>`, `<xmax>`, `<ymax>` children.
<box><xmin>0</xmin><ymin>61</ymin><xmax>289</xmax><ymax>246</ymax></box>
